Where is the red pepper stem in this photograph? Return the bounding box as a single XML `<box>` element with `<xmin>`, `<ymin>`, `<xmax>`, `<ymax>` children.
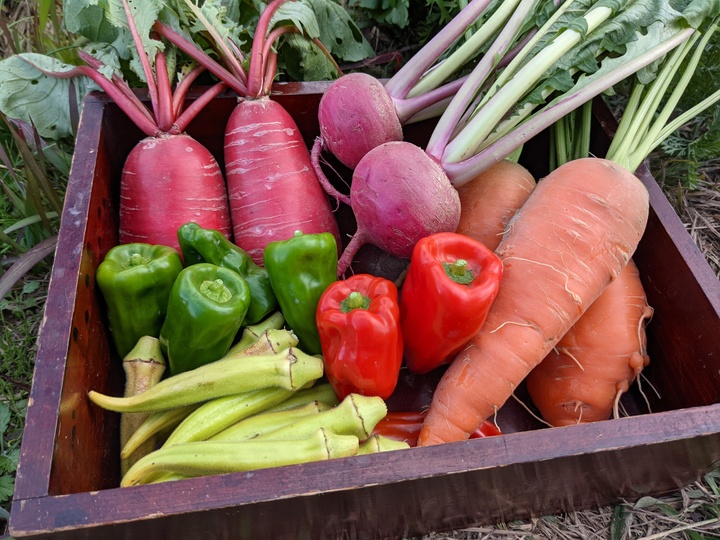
<box><xmin>341</xmin><ymin>291</ymin><xmax>370</xmax><ymax>313</ymax></box>
<box><xmin>443</xmin><ymin>259</ymin><xmax>475</xmax><ymax>285</ymax></box>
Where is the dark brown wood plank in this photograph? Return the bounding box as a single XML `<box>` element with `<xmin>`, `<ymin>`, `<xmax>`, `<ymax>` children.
<box><xmin>9</xmin><ymin>405</ymin><xmax>720</xmax><ymax>539</ymax></box>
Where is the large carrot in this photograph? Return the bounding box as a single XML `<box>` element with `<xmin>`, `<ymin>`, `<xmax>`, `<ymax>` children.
<box><xmin>454</xmin><ymin>159</ymin><xmax>536</xmax><ymax>251</ymax></box>
<box><xmin>417</xmin><ymin>157</ymin><xmax>649</xmax><ymax>445</ymax></box>
<box><xmin>525</xmin><ymin>259</ymin><xmax>652</xmax><ymax>426</ymax></box>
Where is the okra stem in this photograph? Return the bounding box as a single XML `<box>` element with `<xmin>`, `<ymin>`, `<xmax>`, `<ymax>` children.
<box><xmin>88</xmin><ymin>347</ymin><xmax>324</xmax><ymax>413</ymax></box>
<box><xmin>121</xmin><ymin>428</ymin><xmax>359</xmax><ymax>487</ymax></box>
<box><xmin>120</xmin><ymin>336</ymin><xmax>167</xmax><ymax>475</ymax></box>
<box><xmin>225</xmin><ymin>328</ymin><xmax>297</xmax><ymax>358</ymax></box>
<box><xmin>227</xmin><ymin>312</ymin><xmax>285</xmax><ymax>355</ymax></box>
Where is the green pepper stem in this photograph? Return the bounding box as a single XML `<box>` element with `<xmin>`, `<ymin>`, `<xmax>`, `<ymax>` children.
<box><xmin>200</xmin><ymin>278</ymin><xmax>233</xmax><ymax>303</ymax></box>
<box><xmin>127</xmin><ymin>252</ymin><xmax>151</xmax><ymax>267</ymax></box>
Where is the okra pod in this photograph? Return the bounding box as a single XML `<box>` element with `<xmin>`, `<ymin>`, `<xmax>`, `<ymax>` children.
<box><xmin>261</xmin><ymin>382</ymin><xmax>339</xmax><ymax>413</ymax></box>
<box><xmin>88</xmin><ymin>347</ymin><xmax>324</xmax><ymax>413</ymax></box>
<box><xmin>255</xmin><ymin>393</ymin><xmax>387</xmax><ymax>442</ymax></box>
<box><xmin>210</xmin><ymin>401</ymin><xmax>332</xmax><ymax>442</ymax></box>
<box><xmin>121</xmin><ymin>428</ymin><xmax>359</xmax><ymax>487</ymax></box>
<box><xmin>357</xmin><ymin>434</ymin><xmax>411</xmax><ymax>454</ymax></box>
<box><xmin>162</xmin><ymin>386</ymin><xmax>295</xmax><ymax>446</ymax></box>
<box><xmin>119</xmin><ymin>336</ymin><xmax>167</xmax><ymax>475</ymax></box>
<box><xmin>121</xmin><ymin>404</ymin><xmax>199</xmax><ymax>460</ymax></box>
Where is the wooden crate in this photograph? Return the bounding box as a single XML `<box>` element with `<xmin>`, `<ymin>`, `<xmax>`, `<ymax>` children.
<box><xmin>9</xmin><ymin>82</ymin><xmax>720</xmax><ymax>539</ymax></box>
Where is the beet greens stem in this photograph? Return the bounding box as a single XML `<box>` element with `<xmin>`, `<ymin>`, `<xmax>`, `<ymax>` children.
<box><xmin>172</xmin><ymin>65</ymin><xmax>207</xmax><ymax>118</ymax></box>
<box><xmin>408</xmin><ymin>0</ymin><xmax>524</xmax><ymax>99</ymax></box>
<box><xmin>154</xmin><ymin>50</ymin><xmax>175</xmax><ymax>133</ymax></box>
<box><xmin>441</xmin><ymin>4</ymin><xmax>614</xmax><ymax>164</ymax></box>
<box><xmin>383</xmin><ymin>0</ymin><xmax>493</xmax><ymax>100</ymax></box>
<box><xmin>173</xmin><ymin>82</ymin><xmax>228</xmax><ymax>134</ymax></box>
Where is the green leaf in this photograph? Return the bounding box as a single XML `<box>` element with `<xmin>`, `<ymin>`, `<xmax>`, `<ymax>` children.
<box><xmin>274</xmin><ymin>2</ymin><xmax>321</xmax><ymax>38</ymax></box>
<box><xmin>0</xmin><ymin>404</ymin><xmax>9</xmax><ymax>436</ymax></box>
<box><xmin>106</xmin><ymin>0</ymin><xmax>166</xmax><ymax>83</ymax></box>
<box><xmin>609</xmin><ymin>504</ymin><xmax>630</xmax><ymax>540</ymax></box>
<box><xmin>303</xmin><ymin>0</ymin><xmax>375</xmax><ymax>61</ymax></box>
<box><xmin>63</xmin><ymin>0</ymin><xmax>121</xmax><ymax>43</ymax></box>
<box><xmin>0</xmin><ymin>475</ymin><xmax>14</xmax><ymax>503</ymax></box>
<box><xmin>280</xmin><ymin>34</ymin><xmax>339</xmax><ymax>81</ymax></box>
<box><xmin>0</xmin><ymin>54</ymin><xmax>90</xmax><ymax>139</ymax></box>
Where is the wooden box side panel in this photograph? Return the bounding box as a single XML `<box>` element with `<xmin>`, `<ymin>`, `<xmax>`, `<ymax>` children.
<box><xmin>9</xmin><ymin>406</ymin><xmax>720</xmax><ymax>540</ymax></box>
<box><xmin>13</xmin><ymin>97</ymin><xmax>119</xmax><ymax>500</ymax></box>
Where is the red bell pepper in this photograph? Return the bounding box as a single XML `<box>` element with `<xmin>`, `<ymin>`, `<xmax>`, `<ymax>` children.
<box><xmin>400</xmin><ymin>232</ymin><xmax>503</xmax><ymax>374</ymax></box>
<box><xmin>316</xmin><ymin>274</ymin><xmax>403</xmax><ymax>401</ymax></box>
<box><xmin>371</xmin><ymin>410</ymin><xmax>502</xmax><ymax>447</ymax></box>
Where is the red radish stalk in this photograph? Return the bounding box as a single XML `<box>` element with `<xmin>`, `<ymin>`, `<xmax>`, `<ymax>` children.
<box><xmin>154</xmin><ymin>0</ymin><xmax>341</xmax><ymax>263</ymax></box>
<box><xmin>26</xmin><ymin>2</ymin><xmax>232</xmax><ymax>252</ymax></box>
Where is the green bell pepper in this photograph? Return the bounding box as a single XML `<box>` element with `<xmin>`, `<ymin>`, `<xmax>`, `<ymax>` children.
<box><xmin>177</xmin><ymin>222</ymin><xmax>277</xmax><ymax>325</ymax></box>
<box><xmin>96</xmin><ymin>243</ymin><xmax>183</xmax><ymax>358</ymax></box>
<box><xmin>159</xmin><ymin>263</ymin><xmax>251</xmax><ymax>374</ymax></box>
<box><xmin>263</xmin><ymin>231</ymin><xmax>338</xmax><ymax>355</ymax></box>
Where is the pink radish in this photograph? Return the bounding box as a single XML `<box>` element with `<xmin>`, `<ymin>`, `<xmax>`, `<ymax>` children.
<box><xmin>29</xmin><ymin>1</ymin><xmax>231</xmax><ymax>252</ymax></box>
<box><xmin>155</xmin><ymin>0</ymin><xmax>341</xmax><ymax>263</ymax></box>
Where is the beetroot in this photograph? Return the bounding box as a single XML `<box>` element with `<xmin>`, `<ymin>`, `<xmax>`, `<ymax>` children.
<box><xmin>336</xmin><ymin>141</ymin><xmax>461</xmax><ymax>276</ymax></box>
<box><xmin>317</xmin><ymin>73</ymin><xmax>403</xmax><ymax>169</ymax></box>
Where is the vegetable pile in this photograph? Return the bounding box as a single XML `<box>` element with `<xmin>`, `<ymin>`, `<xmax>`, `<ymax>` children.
<box><xmin>3</xmin><ymin>0</ymin><xmax>719</xmax><ymax>485</ymax></box>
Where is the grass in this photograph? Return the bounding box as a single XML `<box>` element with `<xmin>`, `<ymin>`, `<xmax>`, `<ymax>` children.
<box><xmin>1</xmin><ymin>1</ymin><xmax>720</xmax><ymax>538</ymax></box>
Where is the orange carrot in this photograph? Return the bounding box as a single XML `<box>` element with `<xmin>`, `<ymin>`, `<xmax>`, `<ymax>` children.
<box><xmin>417</xmin><ymin>157</ymin><xmax>649</xmax><ymax>446</ymax></box>
<box><xmin>455</xmin><ymin>160</ymin><xmax>536</xmax><ymax>251</ymax></box>
<box><xmin>525</xmin><ymin>259</ymin><xmax>653</xmax><ymax>426</ymax></box>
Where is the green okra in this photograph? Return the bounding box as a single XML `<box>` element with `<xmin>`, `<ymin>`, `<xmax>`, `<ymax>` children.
<box><xmin>261</xmin><ymin>382</ymin><xmax>339</xmax><ymax>413</ymax></box>
<box><xmin>121</xmin><ymin>404</ymin><xmax>200</xmax><ymax>460</ymax></box>
<box><xmin>357</xmin><ymin>434</ymin><xmax>411</xmax><ymax>455</ymax></box>
<box><xmin>223</xmin><ymin>328</ymin><xmax>297</xmax><ymax>359</ymax></box>
<box><xmin>162</xmin><ymin>386</ymin><xmax>296</xmax><ymax>446</ymax></box>
<box><xmin>210</xmin><ymin>400</ymin><xmax>332</xmax><ymax>442</ymax></box>
<box><xmin>121</xmin><ymin>428</ymin><xmax>359</xmax><ymax>487</ymax></box>
<box><xmin>88</xmin><ymin>347</ymin><xmax>324</xmax><ymax>413</ymax></box>
<box><xmin>255</xmin><ymin>393</ymin><xmax>387</xmax><ymax>442</ymax></box>
<box><xmin>227</xmin><ymin>312</ymin><xmax>285</xmax><ymax>356</ymax></box>
<box><xmin>119</xmin><ymin>336</ymin><xmax>167</xmax><ymax>475</ymax></box>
